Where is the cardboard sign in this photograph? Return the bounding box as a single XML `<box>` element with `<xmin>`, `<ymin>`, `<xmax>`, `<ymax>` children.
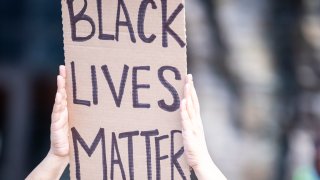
<box><xmin>61</xmin><ymin>0</ymin><xmax>189</xmax><ymax>179</ymax></box>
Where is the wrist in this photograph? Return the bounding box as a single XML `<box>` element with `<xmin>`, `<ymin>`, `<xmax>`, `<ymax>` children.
<box><xmin>48</xmin><ymin>148</ymin><xmax>69</xmax><ymax>164</ymax></box>
<box><xmin>192</xmin><ymin>152</ymin><xmax>213</xmax><ymax>171</ymax></box>
<box><xmin>26</xmin><ymin>148</ymin><xmax>69</xmax><ymax>180</ymax></box>
<box><xmin>44</xmin><ymin>149</ymin><xmax>69</xmax><ymax>177</ymax></box>
<box><xmin>192</xmin><ymin>153</ymin><xmax>227</xmax><ymax>180</ymax></box>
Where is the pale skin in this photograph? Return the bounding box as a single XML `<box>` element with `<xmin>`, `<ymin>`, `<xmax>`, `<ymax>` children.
<box><xmin>181</xmin><ymin>75</ymin><xmax>226</xmax><ymax>180</ymax></box>
<box><xmin>26</xmin><ymin>66</ymin><xmax>226</xmax><ymax>180</ymax></box>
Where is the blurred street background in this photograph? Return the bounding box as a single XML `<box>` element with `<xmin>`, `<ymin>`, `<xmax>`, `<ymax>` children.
<box><xmin>0</xmin><ymin>0</ymin><xmax>320</xmax><ymax>179</ymax></box>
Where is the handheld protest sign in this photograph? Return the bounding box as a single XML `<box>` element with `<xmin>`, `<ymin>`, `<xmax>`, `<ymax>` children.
<box><xmin>61</xmin><ymin>0</ymin><xmax>189</xmax><ymax>179</ymax></box>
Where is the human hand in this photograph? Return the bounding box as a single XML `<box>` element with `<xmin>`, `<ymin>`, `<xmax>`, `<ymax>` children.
<box><xmin>26</xmin><ymin>65</ymin><xmax>69</xmax><ymax>180</ymax></box>
<box><xmin>50</xmin><ymin>65</ymin><xmax>69</xmax><ymax>157</ymax></box>
<box><xmin>180</xmin><ymin>74</ymin><xmax>226</xmax><ymax>180</ymax></box>
<box><xmin>180</xmin><ymin>74</ymin><xmax>209</xmax><ymax>168</ymax></box>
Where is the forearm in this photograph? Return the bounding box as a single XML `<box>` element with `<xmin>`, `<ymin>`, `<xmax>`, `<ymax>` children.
<box><xmin>193</xmin><ymin>153</ymin><xmax>227</xmax><ymax>180</ymax></box>
<box><xmin>26</xmin><ymin>150</ymin><xmax>69</xmax><ymax>180</ymax></box>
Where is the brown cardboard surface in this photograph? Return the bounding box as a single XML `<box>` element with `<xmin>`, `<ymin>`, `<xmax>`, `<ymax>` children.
<box><xmin>61</xmin><ymin>0</ymin><xmax>189</xmax><ymax>179</ymax></box>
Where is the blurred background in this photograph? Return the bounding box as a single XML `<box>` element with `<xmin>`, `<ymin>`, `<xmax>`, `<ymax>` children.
<box><xmin>0</xmin><ymin>0</ymin><xmax>319</xmax><ymax>179</ymax></box>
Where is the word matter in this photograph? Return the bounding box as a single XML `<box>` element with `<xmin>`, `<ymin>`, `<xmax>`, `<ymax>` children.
<box><xmin>72</xmin><ymin>127</ymin><xmax>187</xmax><ymax>180</ymax></box>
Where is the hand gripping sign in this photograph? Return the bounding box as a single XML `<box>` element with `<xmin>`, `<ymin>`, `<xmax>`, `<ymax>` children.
<box><xmin>61</xmin><ymin>0</ymin><xmax>189</xmax><ymax>179</ymax></box>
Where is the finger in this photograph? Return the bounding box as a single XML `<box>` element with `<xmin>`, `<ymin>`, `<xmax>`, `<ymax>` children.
<box><xmin>57</xmin><ymin>75</ymin><xmax>66</xmax><ymax>99</ymax></box>
<box><xmin>180</xmin><ymin>99</ymin><xmax>192</xmax><ymax>131</ymax></box>
<box><xmin>53</xmin><ymin>92</ymin><xmax>62</xmax><ymax>112</ymax></box>
<box><xmin>59</xmin><ymin>98</ymin><xmax>67</xmax><ymax>111</ymax></box>
<box><xmin>52</xmin><ymin>92</ymin><xmax>62</xmax><ymax>122</ymax></box>
<box><xmin>180</xmin><ymin>99</ymin><xmax>189</xmax><ymax>120</ymax></box>
<box><xmin>57</xmin><ymin>75</ymin><xmax>65</xmax><ymax>90</ymax></box>
<box><xmin>51</xmin><ymin>113</ymin><xmax>68</xmax><ymax>131</ymax></box>
<box><xmin>61</xmin><ymin>87</ymin><xmax>67</xmax><ymax>102</ymax></box>
<box><xmin>61</xmin><ymin>86</ymin><xmax>67</xmax><ymax>102</ymax></box>
<box><xmin>59</xmin><ymin>65</ymin><xmax>66</xmax><ymax>78</ymax></box>
<box><xmin>184</xmin><ymin>80</ymin><xmax>191</xmax><ymax>100</ymax></box>
<box><xmin>58</xmin><ymin>75</ymin><xmax>67</xmax><ymax>100</ymax></box>
<box><xmin>185</xmin><ymin>83</ymin><xmax>195</xmax><ymax>120</ymax></box>
<box><xmin>52</xmin><ymin>105</ymin><xmax>67</xmax><ymax>124</ymax></box>
<box><xmin>188</xmin><ymin>74</ymin><xmax>200</xmax><ymax>114</ymax></box>
<box><xmin>183</xmin><ymin>75</ymin><xmax>188</xmax><ymax>98</ymax></box>
<box><xmin>57</xmin><ymin>93</ymin><xmax>67</xmax><ymax>114</ymax></box>
<box><xmin>59</xmin><ymin>66</ymin><xmax>68</xmax><ymax>100</ymax></box>
<box><xmin>52</xmin><ymin>110</ymin><xmax>60</xmax><ymax>122</ymax></box>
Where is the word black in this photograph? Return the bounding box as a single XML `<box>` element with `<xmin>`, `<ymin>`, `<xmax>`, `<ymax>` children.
<box><xmin>66</xmin><ymin>0</ymin><xmax>186</xmax><ymax>47</ymax></box>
